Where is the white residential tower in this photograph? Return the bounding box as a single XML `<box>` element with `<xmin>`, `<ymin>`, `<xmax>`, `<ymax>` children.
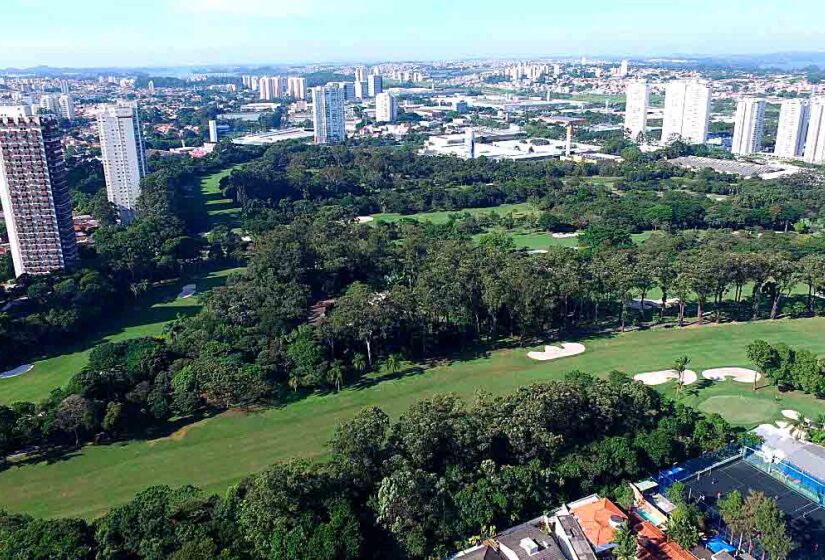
<box><xmin>97</xmin><ymin>102</ymin><xmax>147</xmax><ymax>223</ymax></box>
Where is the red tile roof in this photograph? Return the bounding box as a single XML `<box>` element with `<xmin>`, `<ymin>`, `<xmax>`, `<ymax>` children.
<box><xmin>633</xmin><ymin>516</ymin><xmax>696</xmax><ymax>560</ymax></box>
<box><xmin>570</xmin><ymin>498</ymin><xmax>628</xmax><ymax>548</ymax></box>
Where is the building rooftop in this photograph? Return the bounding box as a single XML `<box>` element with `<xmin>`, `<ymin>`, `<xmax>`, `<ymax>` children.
<box><xmin>633</xmin><ymin>516</ymin><xmax>696</xmax><ymax>560</ymax></box>
<box><xmin>570</xmin><ymin>497</ymin><xmax>628</xmax><ymax>549</ymax></box>
<box><xmin>496</xmin><ymin>518</ymin><xmax>566</xmax><ymax>560</ymax></box>
<box><xmin>554</xmin><ymin>514</ymin><xmax>598</xmax><ymax>560</ymax></box>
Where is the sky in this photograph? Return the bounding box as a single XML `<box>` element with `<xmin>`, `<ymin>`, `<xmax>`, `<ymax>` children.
<box><xmin>2</xmin><ymin>0</ymin><xmax>824</xmax><ymax>68</ymax></box>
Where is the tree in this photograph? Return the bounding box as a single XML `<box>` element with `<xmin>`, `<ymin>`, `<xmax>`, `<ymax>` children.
<box><xmin>718</xmin><ymin>490</ymin><xmax>748</xmax><ymax>549</ymax></box>
<box><xmin>327</xmin><ymin>361</ymin><xmax>345</xmax><ymax>392</ymax></box>
<box><xmin>53</xmin><ymin>395</ymin><xmax>95</xmax><ymax>448</ymax></box>
<box><xmin>612</xmin><ymin>525</ymin><xmax>638</xmax><ymax>560</ymax></box>
<box><xmin>746</xmin><ymin>340</ymin><xmax>779</xmax><ymax>391</ymax></box>
<box><xmin>797</xmin><ymin>254</ymin><xmax>825</xmax><ymax>314</ymax></box>
<box><xmin>673</xmin><ymin>355</ymin><xmax>691</xmax><ymax>397</ymax></box>
<box><xmin>385</xmin><ymin>353</ymin><xmax>402</xmax><ymax>376</ymax></box>
<box><xmin>330</xmin><ymin>282</ymin><xmax>390</xmax><ymax>367</ymax></box>
<box><xmin>752</xmin><ymin>492</ymin><xmax>793</xmax><ymax>560</ymax></box>
<box><xmin>666</xmin><ymin>504</ymin><xmax>701</xmax><ymax>549</ymax></box>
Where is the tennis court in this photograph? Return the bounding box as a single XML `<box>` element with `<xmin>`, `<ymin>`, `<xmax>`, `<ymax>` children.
<box><xmin>683</xmin><ymin>458</ymin><xmax>825</xmax><ymax>558</ymax></box>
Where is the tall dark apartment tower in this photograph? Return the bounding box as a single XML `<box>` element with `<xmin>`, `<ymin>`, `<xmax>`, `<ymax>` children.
<box><xmin>0</xmin><ymin>106</ymin><xmax>78</xmax><ymax>276</ymax></box>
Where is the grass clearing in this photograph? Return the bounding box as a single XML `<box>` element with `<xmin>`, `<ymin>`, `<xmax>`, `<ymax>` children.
<box><xmin>2</xmin><ymin>317</ymin><xmax>824</xmax><ymax>519</ymax></box>
<box><xmin>371</xmin><ymin>202</ymin><xmax>539</xmax><ymax>225</ymax></box>
<box><xmin>0</xmin><ymin>266</ymin><xmax>244</xmax><ymax>406</ymax></box>
<box><xmin>201</xmin><ymin>165</ymin><xmax>244</xmax><ymax>233</ymax></box>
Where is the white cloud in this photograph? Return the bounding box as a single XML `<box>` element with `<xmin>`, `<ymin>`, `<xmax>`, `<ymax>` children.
<box><xmin>171</xmin><ymin>0</ymin><xmax>315</xmax><ymax>17</ymax></box>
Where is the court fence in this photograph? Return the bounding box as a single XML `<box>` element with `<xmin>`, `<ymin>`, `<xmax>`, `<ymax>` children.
<box><xmin>653</xmin><ymin>443</ymin><xmax>743</xmax><ymax>492</ymax></box>
<box><xmin>742</xmin><ymin>446</ymin><xmax>825</xmax><ymax>507</ymax></box>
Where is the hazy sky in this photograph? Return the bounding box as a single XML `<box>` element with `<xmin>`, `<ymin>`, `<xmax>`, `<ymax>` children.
<box><xmin>3</xmin><ymin>0</ymin><xmax>824</xmax><ymax>68</ymax></box>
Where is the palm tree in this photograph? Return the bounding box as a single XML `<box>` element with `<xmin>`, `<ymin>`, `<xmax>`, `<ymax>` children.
<box><xmin>385</xmin><ymin>353</ymin><xmax>402</xmax><ymax>376</ymax></box>
<box><xmin>352</xmin><ymin>353</ymin><xmax>367</xmax><ymax>375</ymax></box>
<box><xmin>288</xmin><ymin>375</ymin><xmax>300</xmax><ymax>393</ymax></box>
<box><xmin>788</xmin><ymin>415</ymin><xmax>809</xmax><ymax>441</ymax></box>
<box><xmin>673</xmin><ymin>355</ymin><xmax>691</xmax><ymax>397</ymax></box>
<box><xmin>327</xmin><ymin>362</ymin><xmax>344</xmax><ymax>392</ymax></box>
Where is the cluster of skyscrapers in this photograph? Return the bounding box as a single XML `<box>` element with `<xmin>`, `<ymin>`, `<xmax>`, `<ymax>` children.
<box><xmin>0</xmin><ymin>101</ymin><xmax>146</xmax><ymax>277</ymax></box>
<box><xmin>624</xmin><ymin>79</ymin><xmax>711</xmax><ymax>144</ymax></box>
<box><xmin>724</xmin><ymin>95</ymin><xmax>825</xmax><ymax>162</ymax></box>
<box><xmin>624</xmin><ymin>78</ymin><xmax>825</xmax><ymax>163</ymax></box>
<box><xmin>243</xmin><ymin>75</ymin><xmax>307</xmax><ymax>101</ymax></box>
<box><xmin>310</xmin><ymin>68</ymin><xmax>392</xmax><ymax>145</ymax></box>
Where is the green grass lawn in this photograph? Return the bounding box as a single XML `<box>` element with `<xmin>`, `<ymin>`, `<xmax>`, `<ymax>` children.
<box><xmin>200</xmin><ymin>165</ymin><xmax>244</xmax><ymax>233</ymax></box>
<box><xmin>2</xmin><ymin>317</ymin><xmax>824</xmax><ymax>520</ymax></box>
<box><xmin>0</xmin><ymin>267</ymin><xmax>244</xmax><ymax>406</ymax></box>
<box><xmin>371</xmin><ymin>202</ymin><xmax>539</xmax><ymax>225</ymax></box>
<box><xmin>474</xmin><ymin>229</ymin><xmax>653</xmax><ymax>250</ymax></box>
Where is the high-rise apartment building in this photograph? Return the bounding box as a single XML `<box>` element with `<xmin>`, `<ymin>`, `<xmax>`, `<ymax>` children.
<box><xmin>287</xmin><ymin>76</ymin><xmax>307</xmax><ymax>99</ymax></box>
<box><xmin>39</xmin><ymin>95</ymin><xmax>59</xmax><ymax>114</ymax></box>
<box><xmin>97</xmin><ymin>103</ymin><xmax>147</xmax><ymax>224</ymax></box>
<box><xmin>624</xmin><ymin>79</ymin><xmax>649</xmax><ymax>141</ymax></box>
<box><xmin>368</xmin><ymin>75</ymin><xmax>383</xmax><ymax>98</ymax></box>
<box><xmin>259</xmin><ymin>77</ymin><xmax>273</xmax><ymax>101</ymax></box>
<box><xmin>311</xmin><ymin>85</ymin><xmax>346</xmax><ymax>144</ymax></box>
<box><xmin>354</xmin><ymin>80</ymin><xmax>367</xmax><ymax>100</ymax></box>
<box><xmin>0</xmin><ymin>106</ymin><xmax>78</xmax><ymax>276</ymax></box>
<box><xmin>465</xmin><ymin>128</ymin><xmax>476</xmax><ymax>159</ymax></box>
<box><xmin>803</xmin><ymin>97</ymin><xmax>825</xmax><ymax>164</ymax></box>
<box><xmin>661</xmin><ymin>80</ymin><xmax>711</xmax><ymax>144</ymax></box>
<box><xmin>354</xmin><ymin>66</ymin><xmax>367</xmax><ymax>84</ymax></box>
<box><xmin>774</xmin><ymin>99</ymin><xmax>809</xmax><ymax>158</ymax></box>
<box><xmin>731</xmin><ymin>98</ymin><xmax>766</xmax><ymax>155</ymax></box>
<box><xmin>375</xmin><ymin>92</ymin><xmax>398</xmax><ymax>122</ymax></box>
<box><xmin>58</xmin><ymin>94</ymin><xmax>75</xmax><ymax>121</ymax></box>
<box><xmin>619</xmin><ymin>59</ymin><xmax>629</xmax><ymax>77</ymax></box>
<box><xmin>333</xmin><ymin>82</ymin><xmax>356</xmax><ymax>101</ymax></box>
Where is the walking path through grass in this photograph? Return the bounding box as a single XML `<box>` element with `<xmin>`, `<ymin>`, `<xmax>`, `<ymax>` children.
<box><xmin>2</xmin><ymin>317</ymin><xmax>823</xmax><ymax>519</ymax></box>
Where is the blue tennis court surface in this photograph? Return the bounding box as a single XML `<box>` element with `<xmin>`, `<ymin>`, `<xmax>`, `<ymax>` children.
<box><xmin>683</xmin><ymin>458</ymin><xmax>825</xmax><ymax>559</ymax></box>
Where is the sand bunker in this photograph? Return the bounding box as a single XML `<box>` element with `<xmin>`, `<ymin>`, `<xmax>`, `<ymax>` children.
<box><xmin>702</xmin><ymin>367</ymin><xmax>761</xmax><ymax>383</ymax></box>
<box><xmin>527</xmin><ymin>342</ymin><xmax>586</xmax><ymax>361</ymax></box>
<box><xmin>782</xmin><ymin>409</ymin><xmax>801</xmax><ymax>420</ymax></box>
<box><xmin>355</xmin><ymin>216</ymin><xmax>375</xmax><ymax>224</ymax></box>
<box><xmin>551</xmin><ymin>232</ymin><xmax>580</xmax><ymax>239</ymax></box>
<box><xmin>628</xmin><ymin>298</ymin><xmax>680</xmax><ymax>311</ymax></box>
<box><xmin>0</xmin><ymin>364</ymin><xmax>34</xmax><ymax>380</ymax></box>
<box><xmin>633</xmin><ymin>369</ymin><xmax>698</xmax><ymax>386</ymax></box>
<box><xmin>527</xmin><ymin>249</ymin><xmax>548</xmax><ymax>254</ymax></box>
<box><xmin>177</xmin><ymin>284</ymin><xmax>197</xmax><ymax>299</ymax></box>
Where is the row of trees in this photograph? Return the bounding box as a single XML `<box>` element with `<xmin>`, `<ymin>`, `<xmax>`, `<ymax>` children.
<box><xmin>747</xmin><ymin>340</ymin><xmax>825</xmax><ymax>396</ymax></box>
<box><xmin>166</xmin><ymin>216</ymin><xmax>825</xmax><ymax>401</ymax></box>
<box><xmin>0</xmin><ymin>376</ymin><xmax>736</xmax><ymax>559</ymax></box>
<box><xmin>719</xmin><ymin>490</ymin><xmax>794</xmax><ymax>560</ymax></box>
<box><xmin>220</xmin><ymin>143</ymin><xmax>825</xmax><ymax>236</ymax></box>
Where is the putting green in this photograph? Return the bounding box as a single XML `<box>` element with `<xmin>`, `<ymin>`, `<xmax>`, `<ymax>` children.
<box><xmin>698</xmin><ymin>395</ymin><xmax>781</xmax><ymax>426</ymax></box>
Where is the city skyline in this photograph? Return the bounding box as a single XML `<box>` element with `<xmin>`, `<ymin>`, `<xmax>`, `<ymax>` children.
<box><xmin>2</xmin><ymin>0</ymin><xmax>825</xmax><ymax>68</ymax></box>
